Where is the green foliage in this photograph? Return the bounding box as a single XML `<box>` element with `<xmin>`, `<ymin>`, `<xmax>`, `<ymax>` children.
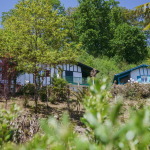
<box><xmin>39</xmin><ymin>86</ymin><xmax>47</xmax><ymax>101</ymax></box>
<box><xmin>18</xmin><ymin>83</ymin><xmax>35</xmax><ymax>95</ymax></box>
<box><xmin>110</xmin><ymin>23</ymin><xmax>148</xmax><ymax>63</ymax></box>
<box><xmin>3</xmin><ymin>79</ymin><xmax>150</xmax><ymax>149</ymax></box>
<box><xmin>1</xmin><ymin>0</ymin><xmax>65</xmax><ymax>25</ymax></box>
<box><xmin>72</xmin><ymin>0</ymin><xmax>119</xmax><ymax>56</ymax></box>
<box><xmin>0</xmin><ymin>104</ymin><xmax>20</xmax><ymax>148</ymax></box>
<box><xmin>52</xmin><ymin>75</ymin><xmax>68</xmax><ymax>88</ymax></box>
<box><xmin>23</xmin><ymin>93</ymin><xmax>29</xmax><ymax>107</ymax></box>
<box><xmin>50</xmin><ymin>75</ymin><xmax>68</xmax><ymax>102</ymax></box>
<box><xmin>78</xmin><ymin>53</ymin><xmax>137</xmax><ymax>82</ymax></box>
<box><xmin>1</xmin><ymin>0</ymin><xmax>80</xmax><ymax>107</ymax></box>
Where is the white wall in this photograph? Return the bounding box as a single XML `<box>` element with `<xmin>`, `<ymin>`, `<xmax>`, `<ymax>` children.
<box><xmin>78</xmin><ymin>66</ymin><xmax>81</xmax><ymax>72</ymax></box>
<box><xmin>67</xmin><ymin>64</ymin><xmax>69</xmax><ymax>70</ymax></box>
<box><xmin>15</xmin><ymin>63</ymin><xmax>84</xmax><ymax>86</ymax></box>
<box><xmin>130</xmin><ymin>67</ymin><xmax>150</xmax><ymax>81</ymax></box>
<box><xmin>63</xmin><ymin>64</ymin><xmax>66</xmax><ymax>70</ymax></box>
<box><xmin>70</xmin><ymin>64</ymin><xmax>73</xmax><ymax>71</ymax></box>
<box><xmin>73</xmin><ymin>72</ymin><xmax>82</xmax><ymax>77</ymax></box>
<box><xmin>29</xmin><ymin>74</ymin><xmax>33</xmax><ymax>84</ymax></box>
<box><xmin>16</xmin><ymin>74</ymin><xmax>25</xmax><ymax>85</ymax></box>
<box><xmin>74</xmin><ymin>65</ymin><xmax>77</xmax><ymax>71</ymax></box>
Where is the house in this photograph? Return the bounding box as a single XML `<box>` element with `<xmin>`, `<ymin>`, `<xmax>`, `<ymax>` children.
<box><xmin>113</xmin><ymin>64</ymin><xmax>150</xmax><ymax>84</ymax></box>
<box><xmin>16</xmin><ymin>62</ymin><xmax>99</xmax><ymax>87</ymax></box>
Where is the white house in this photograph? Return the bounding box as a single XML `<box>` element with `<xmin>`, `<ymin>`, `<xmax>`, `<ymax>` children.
<box><xmin>113</xmin><ymin>64</ymin><xmax>150</xmax><ymax>84</ymax></box>
<box><xmin>16</xmin><ymin>62</ymin><xmax>99</xmax><ymax>86</ymax></box>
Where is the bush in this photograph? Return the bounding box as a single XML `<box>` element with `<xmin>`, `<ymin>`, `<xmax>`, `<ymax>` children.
<box><xmin>111</xmin><ymin>82</ymin><xmax>150</xmax><ymax>99</ymax></box>
<box><xmin>17</xmin><ymin>83</ymin><xmax>35</xmax><ymax>95</ymax></box>
<box><xmin>3</xmin><ymin>78</ymin><xmax>150</xmax><ymax>149</ymax></box>
<box><xmin>0</xmin><ymin>103</ymin><xmax>20</xmax><ymax>148</ymax></box>
<box><xmin>50</xmin><ymin>75</ymin><xmax>68</xmax><ymax>102</ymax></box>
<box><xmin>23</xmin><ymin>94</ymin><xmax>29</xmax><ymax>107</ymax></box>
<box><xmin>38</xmin><ymin>86</ymin><xmax>47</xmax><ymax>101</ymax></box>
<box><xmin>49</xmin><ymin>92</ymin><xmax>57</xmax><ymax>104</ymax></box>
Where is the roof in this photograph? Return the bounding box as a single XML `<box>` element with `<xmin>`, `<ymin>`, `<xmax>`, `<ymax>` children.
<box><xmin>77</xmin><ymin>62</ymin><xmax>100</xmax><ymax>73</ymax></box>
<box><xmin>113</xmin><ymin>64</ymin><xmax>149</xmax><ymax>83</ymax></box>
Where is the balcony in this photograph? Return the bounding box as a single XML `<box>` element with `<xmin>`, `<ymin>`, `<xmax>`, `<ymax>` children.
<box><xmin>63</xmin><ymin>76</ymin><xmax>89</xmax><ymax>86</ymax></box>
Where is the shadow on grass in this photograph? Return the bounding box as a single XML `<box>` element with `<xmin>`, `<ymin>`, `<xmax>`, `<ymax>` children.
<box><xmin>26</xmin><ymin>102</ymin><xmax>85</xmax><ymax>126</ymax></box>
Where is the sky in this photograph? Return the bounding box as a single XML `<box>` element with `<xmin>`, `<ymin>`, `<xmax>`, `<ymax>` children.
<box><xmin>0</xmin><ymin>0</ymin><xmax>150</xmax><ymax>27</ymax></box>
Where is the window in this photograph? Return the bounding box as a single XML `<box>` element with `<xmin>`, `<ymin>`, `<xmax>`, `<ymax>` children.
<box><xmin>46</xmin><ymin>70</ymin><xmax>50</xmax><ymax>77</ymax></box>
<box><xmin>141</xmin><ymin>76</ymin><xmax>148</xmax><ymax>83</ymax></box>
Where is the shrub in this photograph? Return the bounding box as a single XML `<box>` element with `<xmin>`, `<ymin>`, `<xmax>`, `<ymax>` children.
<box><xmin>50</xmin><ymin>75</ymin><xmax>68</xmax><ymax>102</ymax></box>
<box><xmin>17</xmin><ymin>83</ymin><xmax>35</xmax><ymax>95</ymax></box>
<box><xmin>3</xmin><ymin>78</ymin><xmax>150</xmax><ymax>149</ymax></box>
<box><xmin>49</xmin><ymin>92</ymin><xmax>57</xmax><ymax>104</ymax></box>
<box><xmin>111</xmin><ymin>82</ymin><xmax>150</xmax><ymax>99</ymax></box>
<box><xmin>0</xmin><ymin>103</ymin><xmax>20</xmax><ymax>148</ymax></box>
<box><xmin>38</xmin><ymin>86</ymin><xmax>47</xmax><ymax>101</ymax></box>
<box><xmin>23</xmin><ymin>94</ymin><xmax>29</xmax><ymax>107</ymax></box>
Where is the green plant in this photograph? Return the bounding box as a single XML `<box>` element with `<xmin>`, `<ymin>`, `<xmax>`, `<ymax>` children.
<box><xmin>3</xmin><ymin>78</ymin><xmax>150</xmax><ymax>149</ymax></box>
<box><xmin>0</xmin><ymin>103</ymin><xmax>20</xmax><ymax>148</ymax></box>
<box><xmin>17</xmin><ymin>83</ymin><xmax>35</xmax><ymax>96</ymax></box>
<box><xmin>49</xmin><ymin>92</ymin><xmax>57</xmax><ymax>104</ymax></box>
<box><xmin>51</xmin><ymin>75</ymin><xmax>68</xmax><ymax>102</ymax></box>
<box><xmin>71</xmin><ymin>87</ymin><xmax>88</xmax><ymax>114</ymax></box>
<box><xmin>39</xmin><ymin>86</ymin><xmax>47</xmax><ymax>101</ymax></box>
<box><xmin>23</xmin><ymin>83</ymin><xmax>35</xmax><ymax>95</ymax></box>
<box><xmin>23</xmin><ymin>94</ymin><xmax>29</xmax><ymax>107</ymax></box>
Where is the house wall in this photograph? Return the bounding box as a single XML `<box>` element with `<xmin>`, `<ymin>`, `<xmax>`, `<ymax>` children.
<box><xmin>15</xmin><ymin>63</ymin><xmax>83</xmax><ymax>86</ymax></box>
<box><xmin>130</xmin><ymin>67</ymin><xmax>150</xmax><ymax>82</ymax></box>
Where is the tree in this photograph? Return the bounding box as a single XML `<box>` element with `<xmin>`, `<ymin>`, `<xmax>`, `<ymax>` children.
<box><xmin>132</xmin><ymin>2</ymin><xmax>150</xmax><ymax>31</ymax></box>
<box><xmin>1</xmin><ymin>0</ymin><xmax>65</xmax><ymax>26</ymax></box>
<box><xmin>1</xmin><ymin>0</ymin><xmax>79</xmax><ymax>108</ymax></box>
<box><xmin>71</xmin><ymin>0</ymin><xmax>120</xmax><ymax>56</ymax></box>
<box><xmin>0</xmin><ymin>54</ymin><xmax>16</xmax><ymax>109</ymax></box>
<box><xmin>110</xmin><ymin>23</ymin><xmax>148</xmax><ymax>63</ymax></box>
<box><xmin>119</xmin><ymin>4</ymin><xmax>150</xmax><ymax>46</ymax></box>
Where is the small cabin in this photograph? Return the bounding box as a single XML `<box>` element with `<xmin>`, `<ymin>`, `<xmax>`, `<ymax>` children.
<box><xmin>113</xmin><ymin>64</ymin><xmax>150</xmax><ymax>84</ymax></box>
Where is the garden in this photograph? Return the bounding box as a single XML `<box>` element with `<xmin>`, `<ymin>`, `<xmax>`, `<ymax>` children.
<box><xmin>0</xmin><ymin>0</ymin><xmax>150</xmax><ymax>149</ymax></box>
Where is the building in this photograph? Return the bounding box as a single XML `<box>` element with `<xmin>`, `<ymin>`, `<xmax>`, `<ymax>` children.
<box><xmin>16</xmin><ymin>62</ymin><xmax>99</xmax><ymax>87</ymax></box>
<box><xmin>113</xmin><ymin>64</ymin><xmax>150</xmax><ymax>84</ymax></box>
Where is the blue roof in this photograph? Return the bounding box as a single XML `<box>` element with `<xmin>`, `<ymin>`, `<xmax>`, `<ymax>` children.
<box><xmin>113</xmin><ymin>64</ymin><xmax>149</xmax><ymax>83</ymax></box>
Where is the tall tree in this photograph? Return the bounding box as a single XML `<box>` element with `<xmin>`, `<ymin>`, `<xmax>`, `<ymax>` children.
<box><xmin>1</xmin><ymin>0</ymin><xmax>65</xmax><ymax>26</ymax></box>
<box><xmin>1</xmin><ymin>0</ymin><xmax>79</xmax><ymax>108</ymax></box>
<box><xmin>71</xmin><ymin>0</ymin><xmax>120</xmax><ymax>56</ymax></box>
<box><xmin>110</xmin><ymin>23</ymin><xmax>147</xmax><ymax>63</ymax></box>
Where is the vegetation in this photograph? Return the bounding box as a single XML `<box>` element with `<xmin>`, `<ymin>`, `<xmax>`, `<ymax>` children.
<box><xmin>0</xmin><ymin>0</ymin><xmax>80</xmax><ymax>108</ymax></box>
<box><xmin>0</xmin><ymin>79</ymin><xmax>150</xmax><ymax>149</ymax></box>
<box><xmin>0</xmin><ymin>0</ymin><xmax>150</xmax><ymax>149</ymax></box>
<box><xmin>109</xmin><ymin>23</ymin><xmax>147</xmax><ymax>63</ymax></box>
<box><xmin>111</xmin><ymin>82</ymin><xmax>150</xmax><ymax>99</ymax></box>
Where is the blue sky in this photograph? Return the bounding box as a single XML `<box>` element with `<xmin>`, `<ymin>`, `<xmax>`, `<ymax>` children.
<box><xmin>0</xmin><ymin>0</ymin><xmax>150</xmax><ymax>27</ymax></box>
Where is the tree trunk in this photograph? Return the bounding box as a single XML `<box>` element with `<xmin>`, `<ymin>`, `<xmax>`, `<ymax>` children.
<box><xmin>5</xmin><ymin>99</ymin><xmax>7</xmax><ymax>109</ymax></box>
<box><xmin>93</xmin><ymin>77</ymin><xmax>94</xmax><ymax>85</ymax></box>
<box><xmin>67</xmin><ymin>85</ymin><xmax>70</xmax><ymax>110</ymax></box>
<box><xmin>34</xmin><ymin>74</ymin><xmax>37</xmax><ymax>108</ymax></box>
<box><xmin>8</xmin><ymin>74</ymin><xmax>11</xmax><ymax>95</ymax></box>
<box><xmin>46</xmin><ymin>85</ymin><xmax>49</xmax><ymax>108</ymax></box>
<box><xmin>38</xmin><ymin>76</ymin><xmax>44</xmax><ymax>101</ymax></box>
<box><xmin>13</xmin><ymin>77</ymin><xmax>16</xmax><ymax>96</ymax></box>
